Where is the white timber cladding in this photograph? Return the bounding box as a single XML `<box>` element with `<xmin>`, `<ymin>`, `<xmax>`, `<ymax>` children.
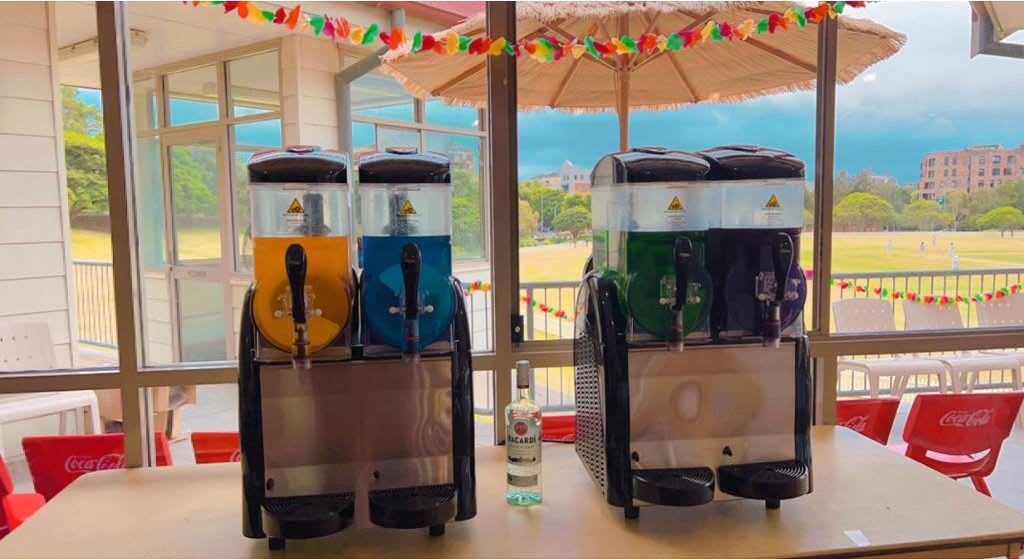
<box><xmin>280</xmin><ymin>35</ymin><xmax>344</xmax><ymax>149</ymax></box>
<box><xmin>0</xmin><ymin>2</ymin><xmax>77</xmax><ymax>369</ymax></box>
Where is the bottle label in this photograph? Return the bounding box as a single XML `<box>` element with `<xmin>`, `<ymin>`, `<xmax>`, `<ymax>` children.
<box><xmin>506</xmin><ymin>417</ymin><xmax>541</xmax><ymax>465</ymax></box>
<box><xmin>507</xmin><ymin>473</ymin><xmax>539</xmax><ymax>487</ymax></box>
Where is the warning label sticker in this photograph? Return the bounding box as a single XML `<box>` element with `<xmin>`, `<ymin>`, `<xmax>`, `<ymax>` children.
<box><xmin>400</xmin><ymin>199</ymin><xmax>418</xmax><ymax>215</ymax></box>
<box><xmin>666</xmin><ymin>196</ymin><xmax>684</xmax><ymax>212</ymax></box>
<box><xmin>286</xmin><ymin>198</ymin><xmax>304</xmax><ymax>214</ymax></box>
<box><xmin>765</xmin><ymin>194</ymin><xmax>781</xmax><ymax>208</ymax></box>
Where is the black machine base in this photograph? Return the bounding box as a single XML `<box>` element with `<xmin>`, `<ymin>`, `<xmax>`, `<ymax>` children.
<box><xmin>368</xmin><ymin>484</ymin><xmax>458</xmax><ymax>531</ymax></box>
<box><xmin>261</xmin><ymin>492</ymin><xmax>355</xmax><ymax>547</ymax></box>
<box><xmin>631</xmin><ymin>467</ymin><xmax>715</xmax><ymax>508</ymax></box>
<box><xmin>717</xmin><ymin>460</ymin><xmax>810</xmax><ymax>507</ymax></box>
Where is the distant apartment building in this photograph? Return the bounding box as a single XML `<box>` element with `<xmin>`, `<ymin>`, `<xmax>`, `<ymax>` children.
<box><xmin>560</xmin><ymin>160</ymin><xmax>591</xmax><ymax>193</ymax></box>
<box><xmin>917</xmin><ymin>144</ymin><xmax>1024</xmax><ymax>200</ymax></box>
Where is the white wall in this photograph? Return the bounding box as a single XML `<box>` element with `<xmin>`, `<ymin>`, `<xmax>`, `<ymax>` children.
<box><xmin>281</xmin><ymin>35</ymin><xmax>344</xmax><ymax>149</ymax></box>
<box><xmin>0</xmin><ymin>2</ymin><xmax>77</xmax><ymax>370</ymax></box>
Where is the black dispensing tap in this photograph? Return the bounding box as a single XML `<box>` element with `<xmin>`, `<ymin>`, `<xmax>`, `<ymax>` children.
<box><xmin>400</xmin><ymin>243</ymin><xmax>422</xmax><ymax>364</ymax></box>
<box><xmin>285</xmin><ymin>243</ymin><xmax>311</xmax><ymax>370</ymax></box>
<box><xmin>764</xmin><ymin>232</ymin><xmax>795</xmax><ymax>348</ymax></box>
<box><xmin>670</xmin><ymin>237</ymin><xmax>693</xmax><ymax>353</ymax></box>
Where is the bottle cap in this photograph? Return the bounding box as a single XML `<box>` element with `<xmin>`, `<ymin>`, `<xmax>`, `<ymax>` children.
<box><xmin>515</xmin><ymin>360</ymin><xmax>531</xmax><ymax>388</ymax></box>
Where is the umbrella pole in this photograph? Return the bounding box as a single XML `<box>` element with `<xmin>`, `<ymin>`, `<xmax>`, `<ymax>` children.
<box><xmin>617</xmin><ymin>71</ymin><xmax>629</xmax><ymax>151</ymax></box>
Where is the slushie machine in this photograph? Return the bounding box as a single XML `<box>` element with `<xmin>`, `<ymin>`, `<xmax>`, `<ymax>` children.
<box><xmin>575</xmin><ymin>145</ymin><xmax>812</xmax><ymax>519</ymax></box>
<box><xmin>238</xmin><ymin>146</ymin><xmax>475</xmax><ymax>550</ymax></box>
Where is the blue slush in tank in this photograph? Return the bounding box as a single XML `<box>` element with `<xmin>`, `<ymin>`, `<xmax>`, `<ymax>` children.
<box><xmin>359</xmin><ymin>148</ymin><xmax>455</xmax><ymax>355</ymax></box>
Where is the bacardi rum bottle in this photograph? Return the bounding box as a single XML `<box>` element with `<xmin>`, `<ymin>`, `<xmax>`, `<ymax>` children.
<box><xmin>505</xmin><ymin>360</ymin><xmax>542</xmax><ymax>506</ymax></box>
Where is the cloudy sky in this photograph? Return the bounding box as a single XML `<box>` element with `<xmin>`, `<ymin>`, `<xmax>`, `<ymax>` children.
<box><xmin>516</xmin><ymin>2</ymin><xmax>1024</xmax><ymax>184</ymax></box>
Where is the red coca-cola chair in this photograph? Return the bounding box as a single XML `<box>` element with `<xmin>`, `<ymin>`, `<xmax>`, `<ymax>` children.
<box><xmin>889</xmin><ymin>392</ymin><xmax>1024</xmax><ymax>496</ymax></box>
<box><xmin>541</xmin><ymin>414</ymin><xmax>576</xmax><ymax>443</ymax></box>
<box><xmin>835</xmin><ymin>397</ymin><xmax>900</xmax><ymax>445</ymax></box>
<box><xmin>0</xmin><ymin>454</ymin><xmax>44</xmax><ymax>537</ymax></box>
<box><xmin>21</xmin><ymin>433</ymin><xmax>173</xmax><ymax>501</ymax></box>
<box><xmin>190</xmin><ymin>432</ymin><xmax>241</xmax><ymax>464</ymax></box>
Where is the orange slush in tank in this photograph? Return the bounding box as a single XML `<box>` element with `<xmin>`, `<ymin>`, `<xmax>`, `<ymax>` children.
<box><xmin>252</xmin><ymin>235</ymin><xmax>351</xmax><ymax>353</ymax></box>
<box><xmin>246</xmin><ymin>146</ymin><xmax>353</xmax><ymax>355</ymax></box>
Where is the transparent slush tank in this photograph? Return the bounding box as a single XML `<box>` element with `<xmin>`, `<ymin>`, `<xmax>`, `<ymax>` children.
<box><xmin>591</xmin><ymin>148</ymin><xmax>714</xmax><ymax>343</ymax></box>
<box><xmin>700</xmin><ymin>145</ymin><xmax>807</xmax><ymax>339</ymax></box>
<box><xmin>359</xmin><ymin>166</ymin><xmax>455</xmax><ymax>352</ymax></box>
<box><xmin>249</xmin><ymin>181</ymin><xmax>353</xmax><ymax>353</ymax></box>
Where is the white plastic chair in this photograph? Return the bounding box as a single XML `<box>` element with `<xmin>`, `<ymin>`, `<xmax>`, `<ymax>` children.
<box><xmin>902</xmin><ymin>301</ymin><xmax>1020</xmax><ymax>393</ymax></box>
<box><xmin>974</xmin><ymin>292</ymin><xmax>1024</xmax><ymax>376</ymax></box>
<box><xmin>0</xmin><ymin>323</ymin><xmax>101</xmax><ymax>452</ymax></box>
<box><xmin>833</xmin><ymin>299</ymin><xmax>949</xmax><ymax>398</ymax></box>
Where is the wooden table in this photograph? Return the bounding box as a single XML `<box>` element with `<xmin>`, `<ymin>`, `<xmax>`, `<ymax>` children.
<box><xmin>3</xmin><ymin>426</ymin><xmax>1024</xmax><ymax>559</ymax></box>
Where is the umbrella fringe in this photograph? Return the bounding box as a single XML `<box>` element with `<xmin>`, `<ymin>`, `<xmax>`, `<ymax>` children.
<box><xmin>378</xmin><ymin>2</ymin><xmax>908</xmax><ymax>114</ymax></box>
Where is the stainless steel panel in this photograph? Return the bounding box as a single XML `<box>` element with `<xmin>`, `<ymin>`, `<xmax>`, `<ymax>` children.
<box><xmin>628</xmin><ymin>343</ymin><xmax>797</xmax><ymax>484</ymax></box>
<box><xmin>260</xmin><ymin>357</ymin><xmax>453</xmax><ymax>528</ymax></box>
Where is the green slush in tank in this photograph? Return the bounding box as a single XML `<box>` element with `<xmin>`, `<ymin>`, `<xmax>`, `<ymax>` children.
<box><xmin>590</xmin><ymin>147</ymin><xmax>715</xmax><ymax>342</ymax></box>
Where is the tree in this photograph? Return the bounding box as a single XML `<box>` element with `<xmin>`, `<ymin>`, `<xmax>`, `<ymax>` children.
<box><xmin>452</xmin><ymin>198</ymin><xmax>481</xmax><ymax>255</ymax></box>
<box><xmin>552</xmin><ymin>206</ymin><xmax>591</xmax><ymax>245</ymax></box>
<box><xmin>518</xmin><ymin>199</ymin><xmax>539</xmax><ymax>241</ymax></box>
<box><xmin>519</xmin><ymin>181</ymin><xmax>566</xmax><ymax>231</ymax></box>
<box><xmin>902</xmin><ymin>200</ymin><xmax>953</xmax><ymax>231</ymax></box>
<box><xmin>833</xmin><ymin>170</ymin><xmax>912</xmax><ymax>213</ymax></box>
<box><xmin>169</xmin><ymin>146</ymin><xmax>217</xmax><ymax>219</ymax></box>
<box><xmin>451</xmin><ymin>170</ymin><xmax>482</xmax><ymax>258</ymax></box>
<box><xmin>61</xmin><ymin>86</ymin><xmax>103</xmax><ymax>137</ymax></box>
<box><xmin>561</xmin><ymin>192</ymin><xmax>591</xmax><ymax>212</ymax></box>
<box><xmin>976</xmin><ymin>206</ymin><xmax>1024</xmax><ymax>237</ymax></box>
<box><xmin>832</xmin><ymin>192</ymin><xmax>894</xmax><ymax>231</ymax></box>
<box><xmin>942</xmin><ymin>190</ymin><xmax>970</xmax><ymax>230</ymax></box>
<box><xmin>64</xmin><ymin>130</ymin><xmax>109</xmax><ymax>219</ymax></box>
<box><xmin>61</xmin><ymin>87</ymin><xmax>108</xmax><ymax>223</ymax></box>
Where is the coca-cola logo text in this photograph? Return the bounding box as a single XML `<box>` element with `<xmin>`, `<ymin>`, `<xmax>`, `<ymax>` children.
<box><xmin>229</xmin><ymin>449</ymin><xmax>242</xmax><ymax>463</ymax></box>
<box><xmin>64</xmin><ymin>453</ymin><xmax>126</xmax><ymax>474</ymax></box>
<box><xmin>839</xmin><ymin>415</ymin><xmax>869</xmax><ymax>433</ymax></box>
<box><xmin>939</xmin><ymin>408</ymin><xmax>994</xmax><ymax>428</ymax></box>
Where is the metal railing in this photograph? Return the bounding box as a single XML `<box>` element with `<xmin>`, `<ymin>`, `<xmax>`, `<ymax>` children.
<box><xmin>73</xmin><ymin>261</ymin><xmax>1024</xmax><ymax>408</ymax></box>
<box><xmin>831</xmin><ymin>267</ymin><xmax>1024</xmax><ymax>329</ymax></box>
<box><xmin>72</xmin><ymin>261</ymin><xmax>118</xmax><ymax>349</ymax></box>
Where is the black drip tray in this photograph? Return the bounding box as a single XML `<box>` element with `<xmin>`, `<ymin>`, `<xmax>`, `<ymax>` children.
<box><xmin>262</xmin><ymin>492</ymin><xmax>355</xmax><ymax>540</ymax></box>
<box><xmin>717</xmin><ymin>460</ymin><xmax>809</xmax><ymax>501</ymax></box>
<box><xmin>369</xmin><ymin>484</ymin><xmax>457</xmax><ymax>529</ymax></box>
<box><xmin>632</xmin><ymin>467</ymin><xmax>715</xmax><ymax>506</ymax></box>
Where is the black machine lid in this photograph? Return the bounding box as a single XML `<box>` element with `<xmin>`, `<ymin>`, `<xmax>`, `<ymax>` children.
<box><xmin>591</xmin><ymin>146</ymin><xmax>710</xmax><ymax>186</ymax></box>
<box><xmin>358</xmin><ymin>147</ymin><xmax>451</xmax><ymax>184</ymax></box>
<box><xmin>699</xmin><ymin>145</ymin><xmax>805</xmax><ymax>180</ymax></box>
<box><xmin>248</xmin><ymin>145</ymin><xmax>349</xmax><ymax>184</ymax></box>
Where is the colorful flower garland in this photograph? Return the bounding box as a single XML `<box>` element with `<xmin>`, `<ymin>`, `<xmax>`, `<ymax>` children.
<box><xmin>187</xmin><ymin>1</ymin><xmax>865</xmax><ymax>62</ymax></box>
<box><xmin>830</xmin><ymin>279</ymin><xmax>1022</xmax><ymax>307</ymax></box>
<box><xmin>462</xmin><ymin>282</ymin><xmax>576</xmax><ymax>321</ymax></box>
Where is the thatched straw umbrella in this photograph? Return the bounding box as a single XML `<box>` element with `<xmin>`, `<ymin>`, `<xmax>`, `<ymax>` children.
<box><xmin>382</xmin><ymin>1</ymin><xmax>904</xmax><ymax>150</ymax></box>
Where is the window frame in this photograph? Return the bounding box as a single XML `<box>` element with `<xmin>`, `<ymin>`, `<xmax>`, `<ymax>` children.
<box><xmin>4</xmin><ymin>3</ymin><xmax>1024</xmax><ymax>461</ymax></box>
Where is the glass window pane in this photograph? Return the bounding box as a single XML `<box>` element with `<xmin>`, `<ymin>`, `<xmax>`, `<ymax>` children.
<box><xmin>231</xmin><ymin>122</ymin><xmax>281</xmax><ymax>273</ymax></box>
<box><xmin>425</xmin><ymin>132</ymin><xmax>483</xmax><ymax>260</ymax></box>
<box><xmin>136</xmin><ymin>136</ymin><xmax>167</xmax><ymax>269</ymax></box>
<box><xmin>229</xmin><ymin>51</ymin><xmax>279</xmax><ymax>117</ymax></box>
<box><xmin>425</xmin><ymin>98</ymin><xmax>479</xmax><ymax>129</ymax></box>
<box><xmin>351</xmin><ymin>67</ymin><xmax>414</xmax><ymax>121</ymax></box>
<box><xmin>133</xmin><ymin>78</ymin><xmax>158</xmax><ymax>131</ymax></box>
<box><xmin>831</xmin><ymin>1</ymin><xmax>1024</xmax><ymax>334</ymax></box>
<box><xmin>166</xmin><ymin>65</ymin><xmax>220</xmax><ymax>126</ymax></box>
<box><xmin>378</xmin><ymin>127</ymin><xmax>420</xmax><ymax>151</ymax></box>
<box><xmin>152</xmin><ymin>384</ymin><xmax>238</xmax><ymax>465</ymax></box>
<box><xmin>169</xmin><ymin>142</ymin><xmax>220</xmax><ymax>265</ymax></box>
<box><xmin>353</xmin><ymin>121</ymin><xmax>376</xmax><ymax>158</ymax></box>
<box><xmin>176</xmin><ymin>280</ymin><xmax>227</xmax><ymax>362</ymax></box>
<box><xmin>234</xmin><ymin>118</ymin><xmax>281</xmax><ymax>147</ymax></box>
